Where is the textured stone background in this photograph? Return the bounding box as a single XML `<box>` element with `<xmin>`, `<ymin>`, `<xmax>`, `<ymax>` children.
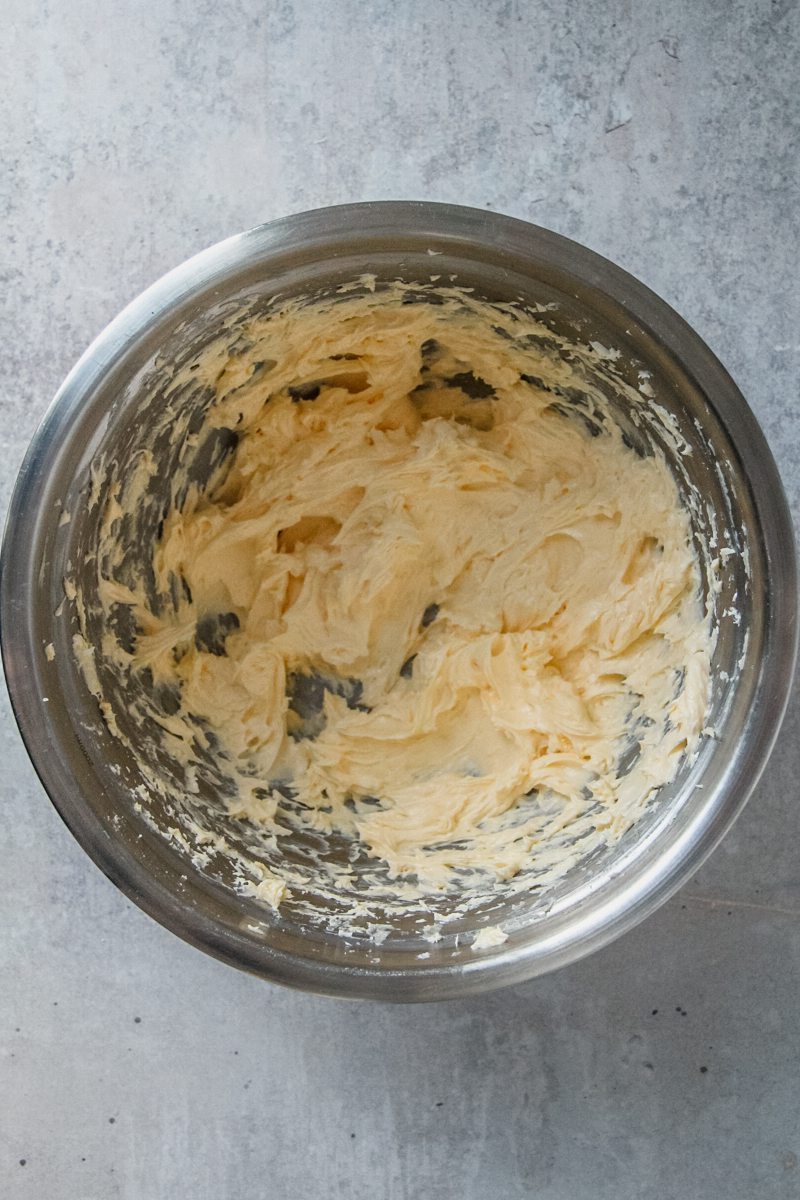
<box><xmin>1</xmin><ymin>1</ymin><xmax>798</xmax><ymax>1197</ymax></box>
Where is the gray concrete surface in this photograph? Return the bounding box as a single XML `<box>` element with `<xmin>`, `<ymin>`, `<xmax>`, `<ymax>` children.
<box><xmin>2</xmin><ymin>1</ymin><xmax>799</xmax><ymax>1197</ymax></box>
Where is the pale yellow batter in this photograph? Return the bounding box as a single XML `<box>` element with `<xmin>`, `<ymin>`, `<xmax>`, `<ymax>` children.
<box><xmin>78</xmin><ymin>283</ymin><xmax>712</xmax><ymax>917</ymax></box>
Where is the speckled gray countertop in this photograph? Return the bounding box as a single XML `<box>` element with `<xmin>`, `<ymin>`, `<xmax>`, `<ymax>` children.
<box><xmin>2</xmin><ymin>2</ymin><xmax>799</xmax><ymax>1198</ymax></box>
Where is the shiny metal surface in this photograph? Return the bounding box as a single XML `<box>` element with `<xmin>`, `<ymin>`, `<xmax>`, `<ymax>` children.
<box><xmin>1</xmin><ymin>201</ymin><xmax>796</xmax><ymax>1000</ymax></box>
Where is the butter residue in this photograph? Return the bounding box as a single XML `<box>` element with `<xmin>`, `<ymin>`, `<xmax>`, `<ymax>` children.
<box><xmin>472</xmin><ymin>926</ymin><xmax>508</xmax><ymax>951</ymax></box>
<box><xmin>72</xmin><ymin>281</ymin><xmax>715</xmax><ymax>935</ymax></box>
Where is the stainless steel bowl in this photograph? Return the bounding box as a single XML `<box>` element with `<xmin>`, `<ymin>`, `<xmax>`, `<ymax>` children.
<box><xmin>2</xmin><ymin>202</ymin><xmax>796</xmax><ymax>1000</ymax></box>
